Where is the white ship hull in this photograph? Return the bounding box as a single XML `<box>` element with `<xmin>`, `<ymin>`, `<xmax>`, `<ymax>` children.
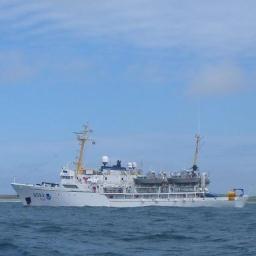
<box><xmin>12</xmin><ymin>183</ymin><xmax>248</xmax><ymax>208</ymax></box>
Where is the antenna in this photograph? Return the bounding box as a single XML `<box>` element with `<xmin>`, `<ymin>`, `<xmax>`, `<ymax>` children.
<box><xmin>197</xmin><ymin>97</ymin><xmax>201</xmax><ymax>135</ymax></box>
<box><xmin>191</xmin><ymin>98</ymin><xmax>202</xmax><ymax>171</ymax></box>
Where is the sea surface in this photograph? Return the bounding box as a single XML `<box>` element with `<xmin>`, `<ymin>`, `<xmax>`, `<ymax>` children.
<box><xmin>0</xmin><ymin>203</ymin><xmax>256</xmax><ymax>256</ymax></box>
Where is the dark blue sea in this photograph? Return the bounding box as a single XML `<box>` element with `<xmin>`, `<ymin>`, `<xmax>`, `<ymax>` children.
<box><xmin>0</xmin><ymin>203</ymin><xmax>255</xmax><ymax>256</ymax></box>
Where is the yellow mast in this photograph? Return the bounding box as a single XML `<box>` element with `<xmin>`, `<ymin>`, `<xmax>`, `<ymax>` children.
<box><xmin>74</xmin><ymin>125</ymin><xmax>94</xmax><ymax>175</ymax></box>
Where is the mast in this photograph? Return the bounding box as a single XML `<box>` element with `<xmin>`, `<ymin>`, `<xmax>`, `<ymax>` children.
<box><xmin>192</xmin><ymin>134</ymin><xmax>201</xmax><ymax>171</ymax></box>
<box><xmin>74</xmin><ymin>124</ymin><xmax>95</xmax><ymax>175</ymax></box>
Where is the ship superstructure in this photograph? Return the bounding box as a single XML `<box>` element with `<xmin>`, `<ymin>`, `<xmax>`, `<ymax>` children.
<box><xmin>11</xmin><ymin>126</ymin><xmax>247</xmax><ymax>207</ymax></box>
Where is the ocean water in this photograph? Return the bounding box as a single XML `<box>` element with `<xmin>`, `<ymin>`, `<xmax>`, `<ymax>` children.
<box><xmin>0</xmin><ymin>203</ymin><xmax>255</xmax><ymax>256</ymax></box>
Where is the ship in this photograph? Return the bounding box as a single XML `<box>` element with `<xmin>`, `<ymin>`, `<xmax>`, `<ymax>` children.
<box><xmin>11</xmin><ymin>125</ymin><xmax>248</xmax><ymax>207</ymax></box>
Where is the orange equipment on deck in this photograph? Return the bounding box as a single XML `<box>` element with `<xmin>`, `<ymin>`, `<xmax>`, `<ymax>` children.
<box><xmin>227</xmin><ymin>191</ymin><xmax>236</xmax><ymax>201</ymax></box>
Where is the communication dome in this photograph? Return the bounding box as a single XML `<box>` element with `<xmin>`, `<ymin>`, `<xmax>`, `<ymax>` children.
<box><xmin>102</xmin><ymin>156</ymin><xmax>109</xmax><ymax>166</ymax></box>
<box><xmin>132</xmin><ymin>162</ymin><xmax>137</xmax><ymax>168</ymax></box>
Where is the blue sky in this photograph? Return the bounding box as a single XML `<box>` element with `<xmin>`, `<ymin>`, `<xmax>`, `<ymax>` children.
<box><xmin>0</xmin><ymin>0</ymin><xmax>256</xmax><ymax>194</ymax></box>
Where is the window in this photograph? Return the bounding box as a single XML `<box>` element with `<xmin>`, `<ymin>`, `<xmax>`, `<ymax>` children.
<box><xmin>63</xmin><ymin>185</ymin><xmax>78</xmax><ymax>189</ymax></box>
<box><xmin>61</xmin><ymin>176</ymin><xmax>73</xmax><ymax>179</ymax></box>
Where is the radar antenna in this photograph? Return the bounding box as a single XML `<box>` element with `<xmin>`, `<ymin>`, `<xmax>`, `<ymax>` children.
<box><xmin>74</xmin><ymin>124</ymin><xmax>95</xmax><ymax>175</ymax></box>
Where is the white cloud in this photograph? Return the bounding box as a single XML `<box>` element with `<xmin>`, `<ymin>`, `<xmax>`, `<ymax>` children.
<box><xmin>1</xmin><ymin>0</ymin><xmax>256</xmax><ymax>55</ymax></box>
<box><xmin>0</xmin><ymin>51</ymin><xmax>36</xmax><ymax>84</ymax></box>
<box><xmin>187</xmin><ymin>63</ymin><xmax>247</xmax><ymax>96</ymax></box>
<box><xmin>0</xmin><ymin>1</ymin><xmax>255</xmax><ymax>91</ymax></box>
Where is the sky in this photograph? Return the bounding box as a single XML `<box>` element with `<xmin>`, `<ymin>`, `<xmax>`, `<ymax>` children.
<box><xmin>0</xmin><ymin>0</ymin><xmax>256</xmax><ymax>194</ymax></box>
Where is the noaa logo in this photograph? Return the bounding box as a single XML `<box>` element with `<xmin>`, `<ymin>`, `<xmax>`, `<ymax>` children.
<box><xmin>46</xmin><ymin>193</ymin><xmax>52</xmax><ymax>200</ymax></box>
